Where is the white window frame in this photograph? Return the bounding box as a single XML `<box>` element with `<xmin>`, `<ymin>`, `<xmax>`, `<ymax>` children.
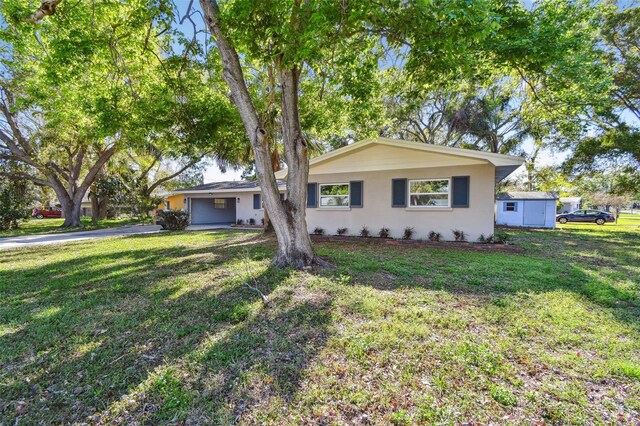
<box><xmin>408</xmin><ymin>178</ymin><xmax>451</xmax><ymax>208</ymax></box>
<box><xmin>319</xmin><ymin>183</ymin><xmax>350</xmax><ymax>208</ymax></box>
<box><xmin>504</xmin><ymin>201</ymin><xmax>517</xmax><ymax>212</ymax></box>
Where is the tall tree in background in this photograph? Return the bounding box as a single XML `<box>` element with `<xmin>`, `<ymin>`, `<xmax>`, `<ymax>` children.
<box><xmin>3</xmin><ymin>0</ymin><xmax>245</xmax><ymax>226</ymax></box>
<box><xmin>0</xmin><ymin>85</ymin><xmax>118</xmax><ymax>226</ymax></box>
<box><xmin>564</xmin><ymin>6</ymin><xmax>640</xmax><ymax>183</ymax></box>
<box><xmin>0</xmin><ymin>1</ymin><xmax>174</xmax><ymax>226</ymax></box>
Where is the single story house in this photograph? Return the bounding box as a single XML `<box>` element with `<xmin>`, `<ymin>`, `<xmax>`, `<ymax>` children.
<box><xmin>496</xmin><ymin>192</ymin><xmax>559</xmax><ymax>229</ymax></box>
<box><xmin>558</xmin><ymin>196</ymin><xmax>582</xmax><ymax>213</ymax></box>
<box><xmin>163</xmin><ymin>138</ymin><xmax>526</xmax><ymax>240</ymax></box>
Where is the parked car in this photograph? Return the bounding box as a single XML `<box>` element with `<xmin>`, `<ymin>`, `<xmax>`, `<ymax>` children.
<box><xmin>32</xmin><ymin>207</ymin><xmax>62</xmax><ymax>219</ymax></box>
<box><xmin>556</xmin><ymin>209</ymin><xmax>615</xmax><ymax>225</ymax></box>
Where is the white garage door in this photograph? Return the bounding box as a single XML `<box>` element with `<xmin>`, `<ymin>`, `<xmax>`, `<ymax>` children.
<box><xmin>523</xmin><ymin>200</ymin><xmax>546</xmax><ymax>226</ymax></box>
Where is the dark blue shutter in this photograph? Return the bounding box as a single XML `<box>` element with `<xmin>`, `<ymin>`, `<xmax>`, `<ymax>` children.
<box><xmin>350</xmin><ymin>181</ymin><xmax>363</xmax><ymax>208</ymax></box>
<box><xmin>307</xmin><ymin>183</ymin><xmax>317</xmax><ymax>208</ymax></box>
<box><xmin>392</xmin><ymin>179</ymin><xmax>407</xmax><ymax>208</ymax></box>
<box><xmin>451</xmin><ymin>176</ymin><xmax>470</xmax><ymax>208</ymax></box>
<box><xmin>253</xmin><ymin>193</ymin><xmax>261</xmax><ymax>209</ymax></box>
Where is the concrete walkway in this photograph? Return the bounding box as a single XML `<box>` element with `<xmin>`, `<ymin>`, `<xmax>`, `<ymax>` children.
<box><xmin>0</xmin><ymin>225</ymin><xmax>163</xmax><ymax>251</ymax></box>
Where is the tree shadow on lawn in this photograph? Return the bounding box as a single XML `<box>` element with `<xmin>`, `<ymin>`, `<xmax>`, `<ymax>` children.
<box><xmin>314</xmin><ymin>239</ymin><xmax>640</xmax><ymax>330</ymax></box>
<box><xmin>0</xmin><ymin>231</ymin><xmax>333</xmax><ymax>424</ymax></box>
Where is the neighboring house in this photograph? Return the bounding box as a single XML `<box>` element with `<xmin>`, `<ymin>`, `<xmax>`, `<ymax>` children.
<box><xmin>81</xmin><ymin>193</ymin><xmax>92</xmax><ymax>217</ymax></box>
<box><xmin>166</xmin><ymin>138</ymin><xmax>525</xmax><ymax>240</ymax></box>
<box><xmin>558</xmin><ymin>196</ymin><xmax>582</xmax><ymax>213</ymax></box>
<box><xmin>496</xmin><ymin>192</ymin><xmax>559</xmax><ymax>229</ymax></box>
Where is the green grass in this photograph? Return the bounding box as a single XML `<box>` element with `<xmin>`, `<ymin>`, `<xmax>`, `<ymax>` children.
<box><xmin>0</xmin><ymin>216</ymin><xmax>152</xmax><ymax>238</ymax></box>
<box><xmin>1</xmin><ymin>216</ymin><xmax>639</xmax><ymax>424</ymax></box>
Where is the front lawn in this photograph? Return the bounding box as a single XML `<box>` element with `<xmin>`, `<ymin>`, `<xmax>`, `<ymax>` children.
<box><xmin>0</xmin><ymin>216</ymin><xmax>152</xmax><ymax>238</ymax></box>
<box><xmin>1</xmin><ymin>220</ymin><xmax>638</xmax><ymax>424</ymax></box>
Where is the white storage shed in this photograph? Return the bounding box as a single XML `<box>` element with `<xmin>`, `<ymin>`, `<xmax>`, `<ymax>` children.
<box><xmin>496</xmin><ymin>192</ymin><xmax>558</xmax><ymax>229</ymax></box>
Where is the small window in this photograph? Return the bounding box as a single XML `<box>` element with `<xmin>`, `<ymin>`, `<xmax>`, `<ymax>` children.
<box><xmin>408</xmin><ymin>179</ymin><xmax>450</xmax><ymax>207</ymax></box>
<box><xmin>319</xmin><ymin>183</ymin><xmax>349</xmax><ymax>207</ymax></box>
<box><xmin>166</xmin><ymin>201</ymin><xmax>171</xmax><ymax>210</ymax></box>
<box><xmin>505</xmin><ymin>202</ymin><xmax>517</xmax><ymax>212</ymax></box>
<box><xmin>214</xmin><ymin>199</ymin><xmax>226</xmax><ymax>209</ymax></box>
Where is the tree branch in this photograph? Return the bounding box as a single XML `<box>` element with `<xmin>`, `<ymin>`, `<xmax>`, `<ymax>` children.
<box><xmin>28</xmin><ymin>0</ymin><xmax>63</xmax><ymax>23</ymax></box>
<box><xmin>146</xmin><ymin>157</ymin><xmax>202</xmax><ymax>195</ymax></box>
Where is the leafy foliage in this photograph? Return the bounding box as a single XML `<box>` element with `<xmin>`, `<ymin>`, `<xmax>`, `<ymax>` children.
<box><xmin>452</xmin><ymin>230</ymin><xmax>466</xmax><ymax>242</ymax></box>
<box><xmin>157</xmin><ymin>209</ymin><xmax>190</xmax><ymax>231</ymax></box>
<box><xmin>0</xmin><ymin>173</ymin><xmax>30</xmax><ymax>230</ymax></box>
<box><xmin>403</xmin><ymin>227</ymin><xmax>415</xmax><ymax>240</ymax></box>
<box><xmin>428</xmin><ymin>231</ymin><xmax>442</xmax><ymax>242</ymax></box>
<box><xmin>378</xmin><ymin>227</ymin><xmax>390</xmax><ymax>238</ymax></box>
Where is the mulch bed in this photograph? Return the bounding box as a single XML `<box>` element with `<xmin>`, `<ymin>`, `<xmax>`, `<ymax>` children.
<box><xmin>230</xmin><ymin>224</ymin><xmax>264</xmax><ymax>229</ymax></box>
<box><xmin>310</xmin><ymin>234</ymin><xmax>524</xmax><ymax>252</ymax></box>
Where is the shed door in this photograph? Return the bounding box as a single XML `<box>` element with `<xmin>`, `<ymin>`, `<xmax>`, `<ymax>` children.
<box><xmin>191</xmin><ymin>198</ymin><xmax>236</xmax><ymax>225</ymax></box>
<box><xmin>523</xmin><ymin>200</ymin><xmax>546</xmax><ymax>226</ymax></box>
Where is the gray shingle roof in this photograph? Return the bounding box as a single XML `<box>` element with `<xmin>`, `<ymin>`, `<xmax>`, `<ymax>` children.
<box><xmin>177</xmin><ymin>180</ymin><xmax>286</xmax><ymax>192</ymax></box>
<box><xmin>497</xmin><ymin>191</ymin><xmax>558</xmax><ymax>200</ymax></box>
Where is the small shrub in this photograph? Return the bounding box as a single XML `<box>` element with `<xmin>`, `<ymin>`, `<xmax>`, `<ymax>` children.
<box><xmin>236</xmin><ymin>218</ymin><xmax>244</xmax><ymax>225</ymax></box>
<box><xmin>477</xmin><ymin>234</ymin><xmax>494</xmax><ymax>244</ymax></box>
<box><xmin>403</xmin><ymin>226</ymin><xmax>414</xmax><ymax>240</ymax></box>
<box><xmin>313</xmin><ymin>226</ymin><xmax>324</xmax><ymax>235</ymax></box>
<box><xmin>494</xmin><ymin>230</ymin><xmax>512</xmax><ymax>244</ymax></box>
<box><xmin>489</xmin><ymin>384</ymin><xmax>517</xmax><ymax>407</ymax></box>
<box><xmin>248</xmin><ymin>218</ymin><xmax>256</xmax><ymax>225</ymax></box>
<box><xmin>359</xmin><ymin>226</ymin><xmax>370</xmax><ymax>237</ymax></box>
<box><xmin>378</xmin><ymin>227</ymin><xmax>390</xmax><ymax>238</ymax></box>
<box><xmin>428</xmin><ymin>231</ymin><xmax>441</xmax><ymax>242</ymax></box>
<box><xmin>157</xmin><ymin>210</ymin><xmax>190</xmax><ymax>231</ymax></box>
<box><xmin>336</xmin><ymin>227</ymin><xmax>348</xmax><ymax>236</ymax></box>
<box><xmin>452</xmin><ymin>229</ymin><xmax>466</xmax><ymax>242</ymax></box>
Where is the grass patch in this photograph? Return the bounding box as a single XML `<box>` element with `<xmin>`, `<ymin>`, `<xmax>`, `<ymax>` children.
<box><xmin>0</xmin><ymin>216</ymin><xmax>152</xmax><ymax>238</ymax></box>
<box><xmin>489</xmin><ymin>384</ymin><xmax>517</xmax><ymax>406</ymax></box>
<box><xmin>1</xmin><ymin>217</ymin><xmax>639</xmax><ymax>423</ymax></box>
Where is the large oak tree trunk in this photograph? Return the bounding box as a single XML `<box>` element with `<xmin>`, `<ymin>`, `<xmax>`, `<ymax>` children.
<box><xmin>200</xmin><ymin>0</ymin><xmax>319</xmax><ymax>268</ymax></box>
<box><xmin>55</xmin><ymin>186</ymin><xmax>84</xmax><ymax>227</ymax></box>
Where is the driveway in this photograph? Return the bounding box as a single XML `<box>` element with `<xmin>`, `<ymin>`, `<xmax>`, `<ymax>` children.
<box><xmin>0</xmin><ymin>225</ymin><xmax>163</xmax><ymax>251</ymax></box>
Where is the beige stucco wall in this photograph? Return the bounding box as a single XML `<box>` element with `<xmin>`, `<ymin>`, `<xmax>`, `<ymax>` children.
<box><xmin>306</xmin><ymin>163</ymin><xmax>496</xmax><ymax>241</ymax></box>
